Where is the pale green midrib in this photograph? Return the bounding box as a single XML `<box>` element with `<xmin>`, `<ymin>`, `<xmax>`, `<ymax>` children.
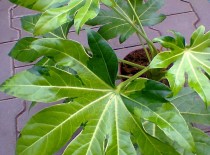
<box><xmin>151</xmin><ymin>52</ymin><xmax>183</xmax><ymax>67</ymax></box>
<box><xmin>122</xmin><ymin>95</ymin><xmax>193</xmax><ymax>150</ymax></box>
<box><xmin>119</xmin><ymin>95</ymin><xmax>163</xmax><ymax>154</ymax></box>
<box><xmin>32</xmin><ymin>41</ymin><xmax>112</xmax><ymax>89</ymax></box>
<box><xmin>190</xmin><ymin>39</ymin><xmax>210</xmax><ymax>50</ymax></box>
<box><xmin>35</xmin><ymin>1</ymin><xmax>82</xmax><ymax>32</ymax></box>
<box><xmin>19</xmin><ymin>93</ymin><xmax>112</xmax><ymax>154</ymax></box>
<box><xmin>96</xmin><ymin>14</ymin><xmax>125</xmax><ymax>22</ymax></box>
<box><xmin>187</xmin><ymin>54</ymin><xmax>206</xmax><ymax>101</ymax></box>
<box><xmin>86</xmin><ymin>93</ymin><xmax>115</xmax><ymax>154</ymax></box>
<box><xmin>138</xmin><ymin>0</ymin><xmax>158</xmax><ymax>18</ymax></box>
<box><xmin>181</xmin><ymin>112</ymin><xmax>210</xmax><ymax>116</ymax></box>
<box><xmin>36</xmin><ymin>9</ymin><xmax>69</xmax><ymax>31</ymax></box>
<box><xmin>75</xmin><ymin>0</ymin><xmax>92</xmax><ymax>25</ymax></box>
<box><xmin>24</xmin><ymin>16</ymin><xmax>66</xmax><ymax>39</ymax></box>
<box><xmin>115</xmin><ymin>97</ymin><xmax>120</xmax><ymax>155</ymax></box>
<box><xmin>4</xmin><ymin>85</ymin><xmax>112</xmax><ymax>92</ymax></box>
<box><xmin>172</xmin><ymin>52</ymin><xmax>185</xmax><ymax>90</ymax></box>
<box><xmin>101</xmin><ymin>23</ymin><xmax>130</xmax><ymax>34</ymax></box>
<box><xmin>190</xmin><ymin>53</ymin><xmax>210</xmax><ymax>70</ymax></box>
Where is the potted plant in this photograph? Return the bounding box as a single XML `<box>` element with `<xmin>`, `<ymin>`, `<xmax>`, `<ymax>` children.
<box><xmin>1</xmin><ymin>0</ymin><xmax>210</xmax><ymax>154</ymax></box>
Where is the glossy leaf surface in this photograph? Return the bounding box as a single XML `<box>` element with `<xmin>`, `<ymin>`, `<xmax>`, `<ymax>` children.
<box><xmin>9</xmin><ymin>0</ymin><xmax>68</xmax><ymax>11</ymax></box>
<box><xmin>150</xmin><ymin>26</ymin><xmax>210</xmax><ymax>105</ymax></box>
<box><xmin>0</xmin><ymin>31</ymin><xmax>193</xmax><ymax>155</ymax></box>
<box><xmin>88</xmin><ymin>0</ymin><xmax>166</xmax><ymax>43</ymax></box>
<box><xmin>21</xmin><ymin>13</ymin><xmax>73</xmax><ymax>39</ymax></box>
<box><xmin>170</xmin><ymin>87</ymin><xmax>210</xmax><ymax>126</ymax></box>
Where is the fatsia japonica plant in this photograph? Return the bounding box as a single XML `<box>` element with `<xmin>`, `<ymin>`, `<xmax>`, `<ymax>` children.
<box><xmin>1</xmin><ymin>0</ymin><xmax>210</xmax><ymax>154</ymax></box>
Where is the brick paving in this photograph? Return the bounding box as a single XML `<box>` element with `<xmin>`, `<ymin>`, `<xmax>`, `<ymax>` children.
<box><xmin>0</xmin><ymin>0</ymin><xmax>210</xmax><ymax>154</ymax></box>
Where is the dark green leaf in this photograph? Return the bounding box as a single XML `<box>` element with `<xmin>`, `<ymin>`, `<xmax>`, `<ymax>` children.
<box><xmin>9</xmin><ymin>37</ymin><xmax>38</xmax><ymax>62</ymax></box>
<box><xmin>88</xmin><ymin>0</ymin><xmax>165</xmax><ymax>43</ymax></box>
<box><xmin>87</xmin><ymin>29</ymin><xmax>118</xmax><ymax>87</ymax></box>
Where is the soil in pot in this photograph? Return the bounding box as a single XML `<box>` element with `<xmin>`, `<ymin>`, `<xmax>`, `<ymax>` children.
<box><xmin>120</xmin><ymin>48</ymin><xmax>169</xmax><ymax>85</ymax></box>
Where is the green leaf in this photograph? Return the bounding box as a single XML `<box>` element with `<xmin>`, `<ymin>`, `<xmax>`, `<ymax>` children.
<box><xmin>1</xmin><ymin>33</ymin><xmax>188</xmax><ymax>154</ymax></box>
<box><xmin>73</xmin><ymin>0</ymin><xmax>100</xmax><ymax>32</ymax></box>
<box><xmin>9</xmin><ymin>0</ymin><xmax>69</xmax><ymax>11</ymax></box>
<box><xmin>87</xmin><ymin>29</ymin><xmax>118</xmax><ymax>87</ymax></box>
<box><xmin>88</xmin><ymin>0</ymin><xmax>166</xmax><ymax>43</ymax></box>
<box><xmin>150</xmin><ymin>26</ymin><xmax>210</xmax><ymax>105</ymax></box>
<box><xmin>169</xmin><ymin>87</ymin><xmax>210</xmax><ymax>126</ymax></box>
<box><xmin>122</xmin><ymin>79</ymin><xmax>195</xmax><ymax>152</ymax></box>
<box><xmin>21</xmin><ymin>13</ymin><xmax>73</xmax><ymax>39</ymax></box>
<box><xmin>9</xmin><ymin>37</ymin><xmax>38</xmax><ymax>62</ymax></box>
<box><xmin>16</xmin><ymin>92</ymin><xmax>178</xmax><ymax>155</ymax></box>
<box><xmin>34</xmin><ymin>3</ymin><xmax>80</xmax><ymax>36</ymax></box>
<box><xmin>33</xmin><ymin>0</ymin><xmax>101</xmax><ymax>35</ymax></box>
<box><xmin>190</xmin><ymin>127</ymin><xmax>210</xmax><ymax>155</ymax></box>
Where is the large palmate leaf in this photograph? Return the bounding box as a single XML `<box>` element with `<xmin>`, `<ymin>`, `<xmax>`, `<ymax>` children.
<box><xmin>88</xmin><ymin>0</ymin><xmax>166</xmax><ymax>43</ymax></box>
<box><xmin>0</xmin><ymin>31</ymin><xmax>194</xmax><ymax>154</ymax></box>
<box><xmin>9</xmin><ymin>0</ymin><xmax>69</xmax><ymax>11</ymax></box>
<box><xmin>169</xmin><ymin>87</ymin><xmax>210</xmax><ymax>126</ymax></box>
<box><xmin>150</xmin><ymin>26</ymin><xmax>210</xmax><ymax>105</ymax></box>
<box><xmin>21</xmin><ymin>13</ymin><xmax>73</xmax><ymax>39</ymax></box>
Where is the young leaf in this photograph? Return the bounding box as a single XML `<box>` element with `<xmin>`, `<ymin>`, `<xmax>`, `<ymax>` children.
<box><xmin>169</xmin><ymin>87</ymin><xmax>210</xmax><ymax>126</ymax></box>
<box><xmin>87</xmin><ymin>0</ymin><xmax>166</xmax><ymax>43</ymax></box>
<box><xmin>9</xmin><ymin>0</ymin><xmax>69</xmax><ymax>11</ymax></box>
<box><xmin>150</xmin><ymin>26</ymin><xmax>210</xmax><ymax>105</ymax></box>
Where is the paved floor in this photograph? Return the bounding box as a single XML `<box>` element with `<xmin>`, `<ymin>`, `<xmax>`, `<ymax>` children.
<box><xmin>0</xmin><ymin>0</ymin><xmax>210</xmax><ymax>154</ymax></box>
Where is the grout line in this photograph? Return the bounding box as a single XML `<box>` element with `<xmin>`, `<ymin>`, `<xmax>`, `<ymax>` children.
<box><xmin>8</xmin><ymin>5</ymin><xmax>29</xmax><ymax>141</ymax></box>
<box><xmin>166</xmin><ymin>11</ymin><xmax>193</xmax><ymax>17</ymax></box>
<box><xmin>0</xmin><ymin>39</ymin><xmax>18</xmax><ymax>45</ymax></box>
<box><xmin>9</xmin><ymin>5</ymin><xmax>21</xmax><ymax>40</ymax></box>
<box><xmin>0</xmin><ymin>97</ymin><xmax>16</xmax><ymax>102</ymax></box>
<box><xmin>14</xmin><ymin>63</ymin><xmax>34</xmax><ymax>69</ymax></box>
<box><xmin>180</xmin><ymin>0</ymin><xmax>200</xmax><ymax>28</ymax></box>
<box><xmin>15</xmin><ymin>101</ymin><xmax>27</xmax><ymax>139</ymax></box>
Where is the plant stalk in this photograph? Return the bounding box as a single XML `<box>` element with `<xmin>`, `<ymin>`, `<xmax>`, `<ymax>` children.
<box><xmin>117</xmin><ymin>75</ymin><xmax>131</xmax><ymax>79</ymax></box>
<box><xmin>118</xmin><ymin>59</ymin><xmax>146</xmax><ymax>69</ymax></box>
<box><xmin>117</xmin><ymin>66</ymin><xmax>150</xmax><ymax>91</ymax></box>
<box><xmin>136</xmin><ymin>33</ymin><xmax>151</xmax><ymax>62</ymax></box>
<box><xmin>112</xmin><ymin>4</ymin><xmax>157</xmax><ymax>57</ymax></box>
<box><xmin>126</xmin><ymin>0</ymin><xmax>157</xmax><ymax>57</ymax></box>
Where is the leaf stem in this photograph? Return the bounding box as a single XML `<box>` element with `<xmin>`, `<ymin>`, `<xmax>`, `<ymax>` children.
<box><xmin>117</xmin><ymin>66</ymin><xmax>150</xmax><ymax>91</ymax></box>
<box><xmin>117</xmin><ymin>75</ymin><xmax>130</xmax><ymax>79</ymax></box>
<box><xmin>126</xmin><ymin>0</ymin><xmax>157</xmax><ymax>57</ymax></box>
<box><xmin>111</xmin><ymin>4</ymin><xmax>157</xmax><ymax>57</ymax></box>
<box><xmin>136</xmin><ymin>33</ymin><xmax>151</xmax><ymax>62</ymax></box>
<box><xmin>118</xmin><ymin>59</ymin><xmax>146</xmax><ymax>69</ymax></box>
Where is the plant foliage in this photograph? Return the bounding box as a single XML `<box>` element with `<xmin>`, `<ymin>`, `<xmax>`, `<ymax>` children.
<box><xmin>1</xmin><ymin>0</ymin><xmax>210</xmax><ymax>155</ymax></box>
<box><xmin>150</xmin><ymin>26</ymin><xmax>210</xmax><ymax>106</ymax></box>
<box><xmin>88</xmin><ymin>0</ymin><xmax>166</xmax><ymax>43</ymax></box>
